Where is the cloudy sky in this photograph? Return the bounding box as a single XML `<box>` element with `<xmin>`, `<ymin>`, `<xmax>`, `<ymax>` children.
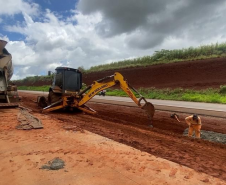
<box><xmin>1</xmin><ymin>0</ymin><xmax>226</xmax><ymax>80</ymax></box>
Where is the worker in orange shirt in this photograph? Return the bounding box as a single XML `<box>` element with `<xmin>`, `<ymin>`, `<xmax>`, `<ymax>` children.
<box><xmin>185</xmin><ymin>114</ymin><xmax>202</xmax><ymax>138</ymax></box>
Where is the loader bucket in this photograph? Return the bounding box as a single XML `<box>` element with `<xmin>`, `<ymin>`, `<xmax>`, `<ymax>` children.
<box><xmin>141</xmin><ymin>102</ymin><xmax>155</xmax><ymax>120</ymax></box>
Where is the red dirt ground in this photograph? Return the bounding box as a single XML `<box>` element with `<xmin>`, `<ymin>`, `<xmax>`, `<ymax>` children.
<box><xmin>83</xmin><ymin>58</ymin><xmax>226</xmax><ymax>89</ymax></box>
<box><xmin>2</xmin><ymin>107</ymin><xmax>225</xmax><ymax>185</ymax></box>
<box><xmin>19</xmin><ymin>92</ymin><xmax>226</xmax><ymax>182</ymax></box>
<box><xmin>5</xmin><ymin>58</ymin><xmax>226</xmax><ymax>184</ymax></box>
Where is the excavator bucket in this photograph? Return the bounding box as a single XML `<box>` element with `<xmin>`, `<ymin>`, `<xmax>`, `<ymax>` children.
<box><xmin>138</xmin><ymin>97</ymin><xmax>155</xmax><ymax>121</ymax></box>
<box><xmin>142</xmin><ymin>102</ymin><xmax>155</xmax><ymax>120</ymax></box>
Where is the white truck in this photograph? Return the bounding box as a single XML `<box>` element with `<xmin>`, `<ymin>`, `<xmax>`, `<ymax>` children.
<box><xmin>0</xmin><ymin>40</ymin><xmax>19</xmax><ymax>106</ymax></box>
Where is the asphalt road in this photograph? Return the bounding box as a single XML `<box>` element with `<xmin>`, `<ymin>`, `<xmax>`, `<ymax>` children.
<box><xmin>19</xmin><ymin>90</ymin><xmax>226</xmax><ymax>118</ymax></box>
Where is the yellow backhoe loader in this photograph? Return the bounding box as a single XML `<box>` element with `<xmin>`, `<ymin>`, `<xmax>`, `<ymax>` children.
<box><xmin>38</xmin><ymin>67</ymin><xmax>155</xmax><ymax>121</ymax></box>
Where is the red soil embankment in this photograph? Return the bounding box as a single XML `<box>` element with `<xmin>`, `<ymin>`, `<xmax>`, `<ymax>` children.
<box><xmin>83</xmin><ymin>58</ymin><xmax>226</xmax><ymax>89</ymax></box>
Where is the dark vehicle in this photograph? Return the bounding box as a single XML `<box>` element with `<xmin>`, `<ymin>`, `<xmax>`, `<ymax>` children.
<box><xmin>99</xmin><ymin>90</ymin><xmax>106</xmax><ymax>96</ymax></box>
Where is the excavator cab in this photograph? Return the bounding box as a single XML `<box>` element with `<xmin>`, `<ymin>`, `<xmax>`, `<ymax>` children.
<box><xmin>51</xmin><ymin>67</ymin><xmax>82</xmax><ymax>94</ymax></box>
<box><xmin>37</xmin><ymin>67</ymin><xmax>83</xmax><ymax>108</ymax></box>
<box><xmin>45</xmin><ymin>67</ymin><xmax>82</xmax><ymax>105</ymax></box>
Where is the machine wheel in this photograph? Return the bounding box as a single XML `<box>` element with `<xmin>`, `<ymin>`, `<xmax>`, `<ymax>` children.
<box><xmin>48</xmin><ymin>91</ymin><xmax>61</xmax><ymax>105</ymax></box>
<box><xmin>37</xmin><ymin>96</ymin><xmax>47</xmax><ymax>108</ymax></box>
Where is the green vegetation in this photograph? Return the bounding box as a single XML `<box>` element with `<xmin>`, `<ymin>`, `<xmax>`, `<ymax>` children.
<box><xmin>18</xmin><ymin>85</ymin><xmax>226</xmax><ymax>104</ymax></box>
<box><xmin>13</xmin><ymin>75</ymin><xmax>52</xmax><ymax>84</ymax></box>
<box><xmin>18</xmin><ymin>85</ymin><xmax>49</xmax><ymax>91</ymax></box>
<box><xmin>86</xmin><ymin>42</ymin><xmax>226</xmax><ymax>73</ymax></box>
<box><xmin>106</xmin><ymin>86</ymin><xmax>226</xmax><ymax>104</ymax></box>
<box><xmin>138</xmin><ymin>86</ymin><xmax>226</xmax><ymax>104</ymax></box>
<box><xmin>17</xmin><ymin>83</ymin><xmax>87</xmax><ymax>92</ymax></box>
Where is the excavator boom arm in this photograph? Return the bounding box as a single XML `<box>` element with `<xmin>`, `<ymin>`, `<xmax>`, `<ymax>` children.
<box><xmin>78</xmin><ymin>72</ymin><xmax>155</xmax><ymax>121</ymax></box>
<box><xmin>78</xmin><ymin>72</ymin><xmax>140</xmax><ymax>107</ymax></box>
<box><xmin>78</xmin><ymin>80</ymin><xmax>116</xmax><ymax>106</ymax></box>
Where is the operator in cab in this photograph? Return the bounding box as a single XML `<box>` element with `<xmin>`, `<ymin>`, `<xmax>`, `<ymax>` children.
<box><xmin>185</xmin><ymin>114</ymin><xmax>202</xmax><ymax>138</ymax></box>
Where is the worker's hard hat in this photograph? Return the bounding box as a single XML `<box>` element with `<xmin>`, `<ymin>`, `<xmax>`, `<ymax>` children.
<box><xmin>193</xmin><ymin>114</ymin><xmax>198</xmax><ymax>120</ymax></box>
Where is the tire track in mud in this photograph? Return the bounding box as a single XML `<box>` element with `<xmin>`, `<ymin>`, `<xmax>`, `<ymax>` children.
<box><xmin>20</xmin><ymin>93</ymin><xmax>226</xmax><ymax>181</ymax></box>
<box><xmin>47</xmin><ymin>110</ymin><xmax>226</xmax><ymax>181</ymax></box>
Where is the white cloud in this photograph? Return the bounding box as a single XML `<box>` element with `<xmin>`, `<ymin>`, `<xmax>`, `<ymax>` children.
<box><xmin>78</xmin><ymin>0</ymin><xmax>226</xmax><ymax>49</ymax></box>
<box><xmin>1</xmin><ymin>0</ymin><xmax>226</xmax><ymax>80</ymax></box>
<box><xmin>4</xmin><ymin>11</ymin><xmax>126</xmax><ymax>79</ymax></box>
<box><xmin>0</xmin><ymin>35</ymin><xmax>9</xmax><ymax>42</ymax></box>
<box><xmin>0</xmin><ymin>0</ymin><xmax>39</xmax><ymax>16</ymax></box>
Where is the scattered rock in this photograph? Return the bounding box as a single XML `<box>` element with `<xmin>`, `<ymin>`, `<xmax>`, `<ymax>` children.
<box><xmin>201</xmin><ymin>178</ymin><xmax>210</xmax><ymax>183</ymax></box>
<box><xmin>40</xmin><ymin>158</ymin><xmax>65</xmax><ymax>170</ymax></box>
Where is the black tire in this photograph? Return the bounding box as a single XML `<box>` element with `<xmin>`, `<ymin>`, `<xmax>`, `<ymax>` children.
<box><xmin>48</xmin><ymin>91</ymin><xmax>61</xmax><ymax>105</ymax></box>
<box><xmin>38</xmin><ymin>96</ymin><xmax>47</xmax><ymax>108</ymax></box>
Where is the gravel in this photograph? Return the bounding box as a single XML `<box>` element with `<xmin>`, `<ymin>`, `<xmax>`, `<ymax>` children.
<box><xmin>183</xmin><ymin>128</ymin><xmax>226</xmax><ymax>144</ymax></box>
